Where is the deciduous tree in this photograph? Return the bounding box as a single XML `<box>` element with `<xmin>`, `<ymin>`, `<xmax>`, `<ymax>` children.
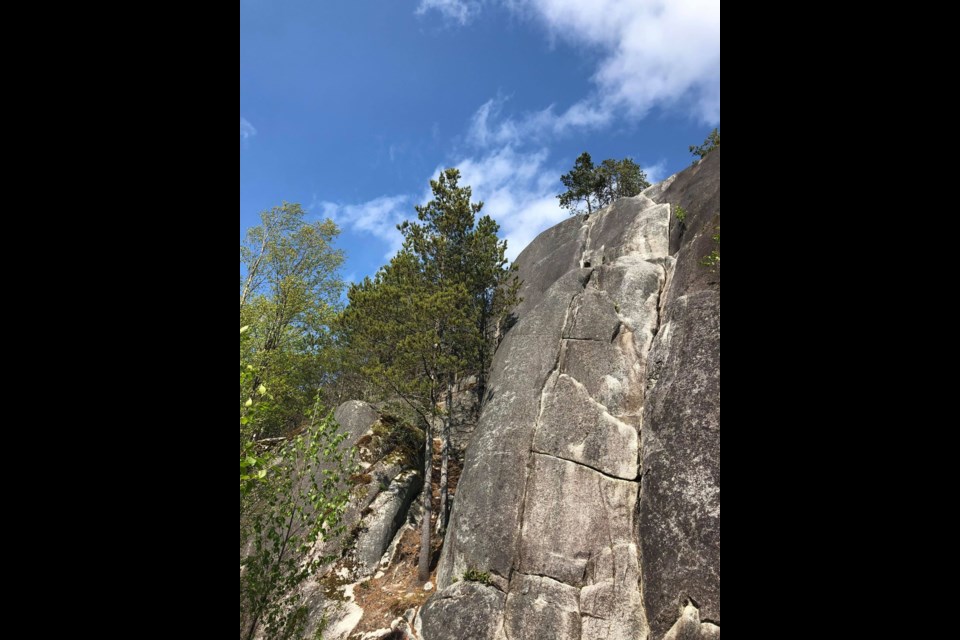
<box><xmin>240</xmin><ymin>203</ymin><xmax>344</xmax><ymax>440</ymax></box>
<box><xmin>240</xmin><ymin>410</ymin><xmax>356</xmax><ymax>640</ymax></box>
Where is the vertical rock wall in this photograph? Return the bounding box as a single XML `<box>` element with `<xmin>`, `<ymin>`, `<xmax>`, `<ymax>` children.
<box><xmin>641</xmin><ymin>150</ymin><xmax>721</xmax><ymax>639</ymax></box>
<box><xmin>421</xmin><ymin>151</ymin><xmax>720</xmax><ymax>640</ymax></box>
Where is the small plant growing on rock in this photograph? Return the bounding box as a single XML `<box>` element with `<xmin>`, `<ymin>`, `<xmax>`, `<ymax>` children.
<box><xmin>701</xmin><ymin>226</ymin><xmax>720</xmax><ymax>273</ymax></box>
<box><xmin>462</xmin><ymin>568</ymin><xmax>491</xmax><ymax>584</ymax></box>
<box><xmin>674</xmin><ymin>205</ymin><xmax>687</xmax><ymax>223</ymax></box>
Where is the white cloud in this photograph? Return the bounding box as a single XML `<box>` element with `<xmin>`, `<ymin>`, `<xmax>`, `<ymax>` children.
<box><xmin>416</xmin><ymin>0</ymin><xmax>481</xmax><ymax>25</ymax></box>
<box><xmin>315</xmin><ymin>195</ymin><xmax>411</xmax><ymax>258</ymax></box>
<box><xmin>462</xmin><ymin>0</ymin><xmax>719</xmax><ymax>148</ymax></box>
<box><xmin>442</xmin><ymin>146</ymin><xmax>567</xmax><ymax>261</ymax></box>
<box><xmin>314</xmin><ymin>147</ymin><xmax>566</xmax><ymax>263</ymax></box>
<box><xmin>642</xmin><ymin>160</ymin><xmax>667</xmax><ymax>185</ymax></box>
<box><xmin>240</xmin><ymin>117</ymin><xmax>257</xmax><ymax>140</ymax></box>
<box><xmin>418</xmin><ymin>1</ymin><xmax>719</xmax><ymax>128</ymax></box>
<box><xmin>514</xmin><ymin>1</ymin><xmax>719</xmax><ymax>120</ymax></box>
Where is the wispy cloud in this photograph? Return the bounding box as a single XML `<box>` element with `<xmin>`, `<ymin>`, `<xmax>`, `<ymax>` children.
<box><xmin>313</xmin><ymin>146</ymin><xmax>566</xmax><ymax>263</ymax></box>
<box><xmin>468</xmin><ymin>95</ymin><xmax>613</xmax><ymax>148</ymax></box>
<box><xmin>314</xmin><ymin>195</ymin><xmax>411</xmax><ymax>259</ymax></box>
<box><xmin>415</xmin><ymin>0</ymin><xmax>481</xmax><ymax>25</ymax></box>
<box><xmin>240</xmin><ymin>117</ymin><xmax>257</xmax><ymax>140</ymax></box>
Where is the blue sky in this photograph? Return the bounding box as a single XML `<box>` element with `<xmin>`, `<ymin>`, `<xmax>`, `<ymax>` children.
<box><xmin>240</xmin><ymin>0</ymin><xmax>720</xmax><ymax>282</ymax></box>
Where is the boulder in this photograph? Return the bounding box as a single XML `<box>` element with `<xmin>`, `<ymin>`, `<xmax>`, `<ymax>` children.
<box><xmin>334</xmin><ymin>400</ymin><xmax>379</xmax><ymax>443</ymax></box>
<box><xmin>354</xmin><ymin>471</ymin><xmax>423</xmax><ymax>575</ymax></box>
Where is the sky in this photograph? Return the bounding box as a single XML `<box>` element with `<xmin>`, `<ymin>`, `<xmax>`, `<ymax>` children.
<box><xmin>240</xmin><ymin>0</ymin><xmax>720</xmax><ymax>283</ymax></box>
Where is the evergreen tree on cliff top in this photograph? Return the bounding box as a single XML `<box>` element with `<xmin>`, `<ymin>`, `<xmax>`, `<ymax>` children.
<box><xmin>558</xmin><ymin>152</ymin><xmax>650</xmax><ymax>215</ymax></box>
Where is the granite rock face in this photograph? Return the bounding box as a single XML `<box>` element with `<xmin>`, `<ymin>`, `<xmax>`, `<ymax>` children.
<box><xmin>640</xmin><ymin>149</ymin><xmax>721</xmax><ymax>639</ymax></box>
<box><xmin>421</xmin><ymin>150</ymin><xmax>720</xmax><ymax>639</ymax></box>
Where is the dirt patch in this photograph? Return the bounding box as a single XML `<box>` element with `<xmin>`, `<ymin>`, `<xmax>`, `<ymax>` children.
<box><xmin>350</xmin><ymin>526</ymin><xmax>434</xmax><ymax>635</ymax></box>
<box><xmin>350</xmin><ymin>440</ymin><xmax>465</xmax><ymax>636</ymax></box>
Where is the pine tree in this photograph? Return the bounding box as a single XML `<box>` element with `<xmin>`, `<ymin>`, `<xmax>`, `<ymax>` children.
<box><xmin>557</xmin><ymin>152</ymin><xmax>602</xmax><ymax>215</ymax></box>
<box><xmin>597</xmin><ymin>158</ymin><xmax>649</xmax><ymax>203</ymax></box>
<box><xmin>339</xmin><ymin>169</ymin><xmax>519</xmax><ymax>582</ymax></box>
<box><xmin>558</xmin><ymin>153</ymin><xmax>650</xmax><ymax>215</ymax></box>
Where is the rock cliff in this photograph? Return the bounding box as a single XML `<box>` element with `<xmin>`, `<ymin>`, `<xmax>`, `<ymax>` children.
<box><xmin>420</xmin><ymin>150</ymin><xmax>720</xmax><ymax>640</ymax></box>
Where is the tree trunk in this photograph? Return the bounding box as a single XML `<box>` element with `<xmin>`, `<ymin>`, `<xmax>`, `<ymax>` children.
<box><xmin>240</xmin><ymin>231</ymin><xmax>269</xmax><ymax>311</ymax></box>
<box><xmin>418</xmin><ymin>415</ymin><xmax>433</xmax><ymax>583</ymax></box>
<box><xmin>477</xmin><ymin>312</ymin><xmax>488</xmax><ymax>407</ymax></box>
<box><xmin>437</xmin><ymin>376</ymin><xmax>453</xmax><ymax>536</ymax></box>
<box><xmin>244</xmin><ymin>615</ymin><xmax>260</xmax><ymax>640</ymax></box>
